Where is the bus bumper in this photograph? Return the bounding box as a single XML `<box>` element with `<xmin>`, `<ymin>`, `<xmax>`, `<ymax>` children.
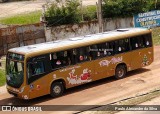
<box><xmin>6</xmin><ymin>85</ymin><xmax>30</xmax><ymax>100</ymax></box>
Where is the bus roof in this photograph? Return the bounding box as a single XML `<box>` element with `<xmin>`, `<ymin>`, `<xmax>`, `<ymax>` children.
<box><xmin>9</xmin><ymin>28</ymin><xmax>151</xmax><ymax>57</ymax></box>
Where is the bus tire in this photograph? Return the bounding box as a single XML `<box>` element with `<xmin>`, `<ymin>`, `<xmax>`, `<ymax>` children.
<box><xmin>115</xmin><ymin>65</ymin><xmax>126</xmax><ymax>79</ymax></box>
<box><xmin>50</xmin><ymin>82</ymin><xmax>64</xmax><ymax>98</ymax></box>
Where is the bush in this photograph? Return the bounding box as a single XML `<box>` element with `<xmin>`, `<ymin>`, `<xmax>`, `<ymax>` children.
<box><xmin>82</xmin><ymin>5</ymin><xmax>97</xmax><ymax>21</ymax></box>
<box><xmin>102</xmin><ymin>0</ymin><xmax>159</xmax><ymax>18</ymax></box>
<box><xmin>45</xmin><ymin>0</ymin><xmax>81</xmax><ymax>26</ymax></box>
<box><xmin>45</xmin><ymin>0</ymin><xmax>159</xmax><ymax>26</ymax></box>
<box><xmin>102</xmin><ymin>0</ymin><xmax>123</xmax><ymax>18</ymax></box>
<box><xmin>0</xmin><ymin>69</ymin><xmax>5</xmax><ymax>86</ymax></box>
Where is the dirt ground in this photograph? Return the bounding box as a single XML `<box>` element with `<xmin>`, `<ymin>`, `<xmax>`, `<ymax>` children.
<box><xmin>116</xmin><ymin>96</ymin><xmax>160</xmax><ymax>114</ymax></box>
<box><xmin>0</xmin><ymin>0</ymin><xmax>98</xmax><ymax>18</ymax></box>
<box><xmin>0</xmin><ymin>46</ymin><xmax>160</xmax><ymax>114</ymax></box>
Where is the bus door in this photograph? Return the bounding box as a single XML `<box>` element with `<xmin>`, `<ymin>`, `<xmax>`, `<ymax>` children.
<box><xmin>27</xmin><ymin>55</ymin><xmax>51</xmax><ymax>99</ymax></box>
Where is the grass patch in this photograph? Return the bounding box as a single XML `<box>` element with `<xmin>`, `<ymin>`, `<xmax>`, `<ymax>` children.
<box><xmin>152</xmin><ymin>27</ymin><xmax>160</xmax><ymax>45</ymax></box>
<box><xmin>0</xmin><ymin>57</ymin><xmax>6</xmax><ymax>87</ymax></box>
<box><xmin>0</xmin><ymin>69</ymin><xmax>5</xmax><ymax>87</ymax></box>
<box><xmin>0</xmin><ymin>10</ymin><xmax>41</xmax><ymax>25</ymax></box>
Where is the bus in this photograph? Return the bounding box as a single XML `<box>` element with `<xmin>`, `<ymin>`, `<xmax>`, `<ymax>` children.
<box><xmin>6</xmin><ymin>28</ymin><xmax>153</xmax><ymax>100</ymax></box>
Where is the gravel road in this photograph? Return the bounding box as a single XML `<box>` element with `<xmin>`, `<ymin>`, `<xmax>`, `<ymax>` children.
<box><xmin>0</xmin><ymin>0</ymin><xmax>98</xmax><ymax>18</ymax></box>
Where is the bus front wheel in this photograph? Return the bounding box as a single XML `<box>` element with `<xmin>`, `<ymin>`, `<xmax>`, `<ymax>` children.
<box><xmin>50</xmin><ymin>82</ymin><xmax>64</xmax><ymax>97</ymax></box>
<box><xmin>115</xmin><ymin>65</ymin><xmax>126</xmax><ymax>79</ymax></box>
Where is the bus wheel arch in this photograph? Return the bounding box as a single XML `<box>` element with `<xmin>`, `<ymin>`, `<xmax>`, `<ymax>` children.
<box><xmin>115</xmin><ymin>63</ymin><xmax>127</xmax><ymax>79</ymax></box>
<box><xmin>50</xmin><ymin>79</ymin><xmax>66</xmax><ymax>97</ymax></box>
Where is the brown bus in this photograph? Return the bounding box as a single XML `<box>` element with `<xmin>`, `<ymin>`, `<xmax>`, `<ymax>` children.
<box><xmin>6</xmin><ymin>28</ymin><xmax>153</xmax><ymax>99</ymax></box>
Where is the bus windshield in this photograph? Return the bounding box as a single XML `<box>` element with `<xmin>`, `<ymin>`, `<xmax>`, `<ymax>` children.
<box><xmin>6</xmin><ymin>59</ymin><xmax>24</xmax><ymax>88</ymax></box>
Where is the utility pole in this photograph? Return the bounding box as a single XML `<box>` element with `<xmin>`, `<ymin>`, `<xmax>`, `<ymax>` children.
<box><xmin>97</xmin><ymin>0</ymin><xmax>103</xmax><ymax>33</ymax></box>
<box><xmin>41</xmin><ymin>4</ymin><xmax>46</xmax><ymax>24</ymax></box>
<box><xmin>155</xmin><ymin>0</ymin><xmax>157</xmax><ymax>9</ymax></box>
<box><xmin>80</xmin><ymin>0</ymin><xmax>83</xmax><ymax>21</ymax></box>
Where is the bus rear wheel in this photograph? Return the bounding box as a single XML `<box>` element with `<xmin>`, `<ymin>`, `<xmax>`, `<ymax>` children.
<box><xmin>50</xmin><ymin>82</ymin><xmax>64</xmax><ymax>98</ymax></box>
<box><xmin>115</xmin><ymin>65</ymin><xmax>126</xmax><ymax>79</ymax></box>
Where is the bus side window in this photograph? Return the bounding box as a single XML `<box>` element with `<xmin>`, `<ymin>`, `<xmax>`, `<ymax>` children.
<box><xmin>115</xmin><ymin>40</ymin><xmax>124</xmax><ymax>54</ymax></box>
<box><xmin>50</xmin><ymin>53</ymin><xmax>57</xmax><ymax>69</ymax></box>
<box><xmin>59</xmin><ymin>51</ymin><xmax>70</xmax><ymax>66</ymax></box>
<box><xmin>131</xmin><ymin>36</ymin><xmax>146</xmax><ymax>50</ymax></box>
<box><xmin>89</xmin><ymin>45</ymin><xmax>97</xmax><ymax>60</ymax></box>
<box><xmin>97</xmin><ymin>43</ymin><xmax>107</xmax><ymax>57</ymax></box>
<box><xmin>124</xmin><ymin>38</ymin><xmax>130</xmax><ymax>52</ymax></box>
<box><xmin>108</xmin><ymin>42</ymin><xmax>114</xmax><ymax>55</ymax></box>
<box><xmin>114</xmin><ymin>40</ymin><xmax>119</xmax><ymax>54</ymax></box>
<box><xmin>118</xmin><ymin>40</ymin><xmax>124</xmax><ymax>53</ymax></box>
<box><xmin>69</xmin><ymin>49</ymin><xmax>78</xmax><ymax>65</ymax></box>
<box><xmin>139</xmin><ymin>36</ymin><xmax>145</xmax><ymax>48</ymax></box>
<box><xmin>114</xmin><ymin>39</ymin><xmax>130</xmax><ymax>54</ymax></box>
<box><xmin>105</xmin><ymin>42</ymin><xmax>109</xmax><ymax>56</ymax></box>
<box><xmin>50</xmin><ymin>51</ymin><xmax>71</xmax><ymax>70</ymax></box>
<box><xmin>144</xmin><ymin>34</ymin><xmax>152</xmax><ymax>47</ymax></box>
<box><xmin>131</xmin><ymin>36</ymin><xmax>139</xmax><ymax>50</ymax></box>
<box><xmin>28</xmin><ymin>61</ymin><xmax>45</xmax><ymax>77</ymax></box>
<box><xmin>77</xmin><ymin>47</ymin><xmax>90</xmax><ymax>63</ymax></box>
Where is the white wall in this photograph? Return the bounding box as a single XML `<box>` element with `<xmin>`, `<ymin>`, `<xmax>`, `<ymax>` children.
<box><xmin>45</xmin><ymin>17</ymin><xmax>133</xmax><ymax>42</ymax></box>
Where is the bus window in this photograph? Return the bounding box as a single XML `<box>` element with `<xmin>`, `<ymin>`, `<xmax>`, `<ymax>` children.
<box><xmin>90</xmin><ymin>43</ymin><xmax>108</xmax><ymax>59</ymax></box>
<box><xmin>97</xmin><ymin>43</ymin><xmax>107</xmax><ymax>57</ymax></box>
<box><xmin>28</xmin><ymin>61</ymin><xmax>45</xmax><ymax>77</ymax></box>
<box><xmin>50</xmin><ymin>51</ymin><xmax>71</xmax><ymax>69</ymax></box>
<box><xmin>124</xmin><ymin>38</ymin><xmax>130</xmax><ymax>51</ymax></box>
<box><xmin>131</xmin><ymin>36</ymin><xmax>139</xmax><ymax>50</ymax></box>
<box><xmin>77</xmin><ymin>47</ymin><xmax>90</xmax><ymax>63</ymax></box>
<box><xmin>89</xmin><ymin>45</ymin><xmax>97</xmax><ymax>60</ymax></box>
<box><xmin>118</xmin><ymin>40</ymin><xmax>124</xmax><ymax>53</ymax></box>
<box><xmin>108</xmin><ymin>42</ymin><xmax>114</xmax><ymax>56</ymax></box>
<box><xmin>139</xmin><ymin>36</ymin><xmax>145</xmax><ymax>48</ymax></box>
<box><xmin>114</xmin><ymin>39</ymin><xmax>130</xmax><ymax>54</ymax></box>
<box><xmin>131</xmin><ymin>36</ymin><xmax>145</xmax><ymax>50</ymax></box>
<box><xmin>130</xmin><ymin>37</ymin><xmax>138</xmax><ymax>50</ymax></box>
<box><xmin>90</xmin><ymin>42</ymin><xmax>114</xmax><ymax>59</ymax></box>
<box><xmin>144</xmin><ymin>34</ymin><xmax>152</xmax><ymax>47</ymax></box>
<box><xmin>69</xmin><ymin>49</ymin><xmax>78</xmax><ymax>65</ymax></box>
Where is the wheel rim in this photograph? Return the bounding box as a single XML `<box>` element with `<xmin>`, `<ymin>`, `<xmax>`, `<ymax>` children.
<box><xmin>117</xmin><ymin>68</ymin><xmax>124</xmax><ymax>78</ymax></box>
<box><xmin>53</xmin><ymin>85</ymin><xmax>61</xmax><ymax>94</ymax></box>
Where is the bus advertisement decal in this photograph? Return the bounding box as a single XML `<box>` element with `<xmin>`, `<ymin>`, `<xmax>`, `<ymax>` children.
<box><xmin>142</xmin><ymin>55</ymin><xmax>149</xmax><ymax>66</ymax></box>
<box><xmin>67</xmin><ymin>68</ymin><xmax>92</xmax><ymax>85</ymax></box>
<box><xmin>60</xmin><ymin>66</ymin><xmax>81</xmax><ymax>72</ymax></box>
<box><xmin>22</xmin><ymin>95</ymin><xmax>29</xmax><ymax>100</ymax></box>
<box><xmin>30</xmin><ymin>84</ymin><xmax>34</xmax><ymax>89</ymax></box>
<box><xmin>99</xmin><ymin>56</ymin><xmax>123</xmax><ymax>67</ymax></box>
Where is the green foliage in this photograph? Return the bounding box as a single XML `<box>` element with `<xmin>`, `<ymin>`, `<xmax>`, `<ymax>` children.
<box><xmin>0</xmin><ymin>11</ymin><xmax>41</xmax><ymax>25</ymax></box>
<box><xmin>0</xmin><ymin>69</ymin><xmax>5</xmax><ymax>87</ymax></box>
<box><xmin>82</xmin><ymin>5</ymin><xmax>97</xmax><ymax>21</ymax></box>
<box><xmin>45</xmin><ymin>0</ymin><xmax>159</xmax><ymax>26</ymax></box>
<box><xmin>45</xmin><ymin>0</ymin><xmax>81</xmax><ymax>26</ymax></box>
<box><xmin>103</xmin><ymin>0</ymin><xmax>159</xmax><ymax>18</ymax></box>
<box><xmin>152</xmin><ymin>27</ymin><xmax>160</xmax><ymax>45</ymax></box>
<box><xmin>155</xmin><ymin>1</ymin><xmax>160</xmax><ymax>10</ymax></box>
